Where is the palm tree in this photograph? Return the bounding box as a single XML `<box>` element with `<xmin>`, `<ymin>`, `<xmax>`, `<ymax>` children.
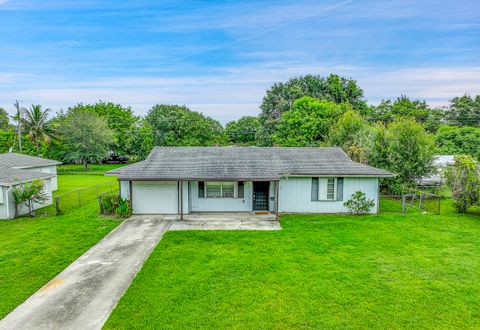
<box><xmin>22</xmin><ymin>105</ymin><xmax>54</xmax><ymax>154</ymax></box>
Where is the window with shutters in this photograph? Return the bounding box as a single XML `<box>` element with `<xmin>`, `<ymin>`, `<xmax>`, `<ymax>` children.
<box><xmin>203</xmin><ymin>181</ymin><xmax>237</xmax><ymax>198</ymax></box>
<box><xmin>311</xmin><ymin>177</ymin><xmax>339</xmax><ymax>201</ymax></box>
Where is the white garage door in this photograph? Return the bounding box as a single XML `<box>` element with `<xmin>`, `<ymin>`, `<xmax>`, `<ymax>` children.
<box><xmin>132</xmin><ymin>181</ymin><xmax>178</xmax><ymax>214</ymax></box>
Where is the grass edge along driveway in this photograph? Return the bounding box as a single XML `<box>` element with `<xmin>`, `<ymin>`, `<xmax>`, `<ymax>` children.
<box><xmin>0</xmin><ymin>202</ymin><xmax>120</xmax><ymax>319</ymax></box>
<box><xmin>105</xmin><ymin>208</ymin><xmax>480</xmax><ymax>329</ymax></box>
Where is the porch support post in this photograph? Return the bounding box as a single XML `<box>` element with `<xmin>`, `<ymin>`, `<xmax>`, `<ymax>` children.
<box><xmin>275</xmin><ymin>180</ymin><xmax>280</xmax><ymax>219</ymax></box>
<box><xmin>179</xmin><ymin>180</ymin><xmax>184</xmax><ymax>220</ymax></box>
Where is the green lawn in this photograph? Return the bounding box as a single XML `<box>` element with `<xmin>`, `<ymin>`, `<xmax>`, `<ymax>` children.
<box><xmin>54</xmin><ymin>175</ymin><xmax>117</xmax><ymax>196</ymax></box>
<box><xmin>57</xmin><ymin>163</ymin><xmax>125</xmax><ymax>176</ymax></box>
<box><xmin>0</xmin><ymin>202</ymin><xmax>120</xmax><ymax>319</ymax></box>
<box><xmin>105</xmin><ymin>200</ymin><xmax>480</xmax><ymax>329</ymax></box>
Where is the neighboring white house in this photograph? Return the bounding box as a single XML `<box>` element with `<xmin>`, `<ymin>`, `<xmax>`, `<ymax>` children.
<box><xmin>106</xmin><ymin>147</ymin><xmax>393</xmax><ymax>216</ymax></box>
<box><xmin>0</xmin><ymin>153</ymin><xmax>61</xmax><ymax>219</ymax></box>
<box><xmin>416</xmin><ymin>155</ymin><xmax>455</xmax><ymax>187</ymax></box>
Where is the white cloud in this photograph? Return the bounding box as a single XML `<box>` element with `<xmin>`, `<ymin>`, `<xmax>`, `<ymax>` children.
<box><xmin>1</xmin><ymin>65</ymin><xmax>479</xmax><ymax>122</ymax></box>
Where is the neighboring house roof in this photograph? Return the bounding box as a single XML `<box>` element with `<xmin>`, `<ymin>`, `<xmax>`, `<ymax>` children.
<box><xmin>0</xmin><ymin>152</ymin><xmax>61</xmax><ymax>169</ymax></box>
<box><xmin>417</xmin><ymin>155</ymin><xmax>455</xmax><ymax>187</ymax></box>
<box><xmin>107</xmin><ymin>147</ymin><xmax>394</xmax><ymax>181</ymax></box>
<box><xmin>0</xmin><ymin>153</ymin><xmax>61</xmax><ymax>186</ymax></box>
<box><xmin>433</xmin><ymin>155</ymin><xmax>455</xmax><ymax>167</ymax></box>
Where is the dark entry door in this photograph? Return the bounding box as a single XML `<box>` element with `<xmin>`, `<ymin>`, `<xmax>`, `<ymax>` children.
<box><xmin>253</xmin><ymin>181</ymin><xmax>269</xmax><ymax>211</ymax></box>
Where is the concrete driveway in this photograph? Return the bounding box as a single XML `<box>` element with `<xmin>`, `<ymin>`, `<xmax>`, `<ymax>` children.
<box><xmin>0</xmin><ymin>213</ymin><xmax>281</xmax><ymax>330</ymax></box>
<box><xmin>0</xmin><ymin>216</ymin><xmax>174</xmax><ymax>330</ymax></box>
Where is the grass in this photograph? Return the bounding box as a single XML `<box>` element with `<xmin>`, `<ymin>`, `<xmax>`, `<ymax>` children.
<box><xmin>54</xmin><ymin>175</ymin><xmax>117</xmax><ymax>196</ymax></box>
<box><xmin>105</xmin><ymin>199</ymin><xmax>480</xmax><ymax>329</ymax></box>
<box><xmin>0</xmin><ymin>202</ymin><xmax>120</xmax><ymax>319</ymax></box>
<box><xmin>37</xmin><ymin>164</ymin><xmax>120</xmax><ymax>216</ymax></box>
<box><xmin>57</xmin><ymin>163</ymin><xmax>126</xmax><ymax>176</ymax></box>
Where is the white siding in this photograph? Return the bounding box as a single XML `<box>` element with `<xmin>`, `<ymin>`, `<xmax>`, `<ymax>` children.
<box><xmin>119</xmin><ymin>181</ymin><xmax>130</xmax><ymax>199</ymax></box>
<box><xmin>0</xmin><ymin>186</ymin><xmax>8</xmax><ymax>219</ymax></box>
<box><xmin>29</xmin><ymin>165</ymin><xmax>58</xmax><ymax>191</ymax></box>
<box><xmin>0</xmin><ymin>178</ymin><xmax>54</xmax><ymax>220</ymax></box>
<box><xmin>190</xmin><ymin>181</ymin><xmax>253</xmax><ymax>212</ymax></box>
<box><xmin>279</xmin><ymin>177</ymin><xmax>379</xmax><ymax>214</ymax></box>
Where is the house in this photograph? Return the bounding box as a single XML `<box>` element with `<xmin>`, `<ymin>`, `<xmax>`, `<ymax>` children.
<box><xmin>416</xmin><ymin>155</ymin><xmax>455</xmax><ymax>187</ymax></box>
<box><xmin>106</xmin><ymin>147</ymin><xmax>393</xmax><ymax>216</ymax></box>
<box><xmin>0</xmin><ymin>153</ymin><xmax>61</xmax><ymax>219</ymax></box>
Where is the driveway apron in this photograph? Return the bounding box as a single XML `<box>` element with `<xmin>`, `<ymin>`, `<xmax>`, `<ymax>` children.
<box><xmin>0</xmin><ymin>216</ymin><xmax>173</xmax><ymax>330</ymax></box>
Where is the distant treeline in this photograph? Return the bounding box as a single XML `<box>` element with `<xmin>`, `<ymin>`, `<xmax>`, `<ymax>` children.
<box><xmin>1</xmin><ymin>74</ymin><xmax>479</xmax><ymax>192</ymax></box>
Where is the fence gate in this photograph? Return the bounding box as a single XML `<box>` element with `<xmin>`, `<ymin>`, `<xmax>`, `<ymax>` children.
<box><xmin>402</xmin><ymin>193</ymin><xmax>440</xmax><ymax>215</ymax></box>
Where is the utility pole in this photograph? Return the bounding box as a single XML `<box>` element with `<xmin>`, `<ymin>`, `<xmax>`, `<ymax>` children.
<box><xmin>14</xmin><ymin>100</ymin><xmax>22</xmax><ymax>153</ymax></box>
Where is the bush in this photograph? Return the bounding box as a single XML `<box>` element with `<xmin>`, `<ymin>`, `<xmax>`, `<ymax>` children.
<box><xmin>98</xmin><ymin>192</ymin><xmax>132</xmax><ymax>218</ymax></box>
<box><xmin>115</xmin><ymin>197</ymin><xmax>132</xmax><ymax>218</ymax></box>
<box><xmin>444</xmin><ymin>155</ymin><xmax>480</xmax><ymax>213</ymax></box>
<box><xmin>11</xmin><ymin>179</ymin><xmax>48</xmax><ymax>217</ymax></box>
<box><xmin>343</xmin><ymin>191</ymin><xmax>375</xmax><ymax>215</ymax></box>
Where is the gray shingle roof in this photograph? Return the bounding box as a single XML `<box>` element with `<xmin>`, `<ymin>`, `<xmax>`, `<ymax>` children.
<box><xmin>0</xmin><ymin>153</ymin><xmax>60</xmax><ymax>186</ymax></box>
<box><xmin>0</xmin><ymin>153</ymin><xmax>61</xmax><ymax>169</ymax></box>
<box><xmin>0</xmin><ymin>167</ymin><xmax>56</xmax><ymax>185</ymax></box>
<box><xmin>106</xmin><ymin>147</ymin><xmax>393</xmax><ymax>180</ymax></box>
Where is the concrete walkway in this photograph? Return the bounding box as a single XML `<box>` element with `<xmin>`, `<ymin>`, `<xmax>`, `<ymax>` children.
<box><xmin>170</xmin><ymin>220</ymin><xmax>281</xmax><ymax>230</ymax></box>
<box><xmin>0</xmin><ymin>217</ymin><xmax>173</xmax><ymax>330</ymax></box>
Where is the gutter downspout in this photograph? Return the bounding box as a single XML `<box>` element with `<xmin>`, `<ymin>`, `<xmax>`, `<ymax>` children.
<box><xmin>5</xmin><ymin>185</ymin><xmax>13</xmax><ymax>219</ymax></box>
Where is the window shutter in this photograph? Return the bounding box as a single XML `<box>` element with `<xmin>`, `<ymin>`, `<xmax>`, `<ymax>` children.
<box><xmin>238</xmin><ymin>181</ymin><xmax>244</xmax><ymax>198</ymax></box>
<box><xmin>336</xmin><ymin>178</ymin><xmax>344</xmax><ymax>201</ymax></box>
<box><xmin>311</xmin><ymin>178</ymin><xmax>319</xmax><ymax>201</ymax></box>
<box><xmin>198</xmin><ymin>181</ymin><xmax>205</xmax><ymax>198</ymax></box>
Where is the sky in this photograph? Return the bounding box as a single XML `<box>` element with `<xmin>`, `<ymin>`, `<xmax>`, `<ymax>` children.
<box><xmin>0</xmin><ymin>0</ymin><xmax>479</xmax><ymax>123</ymax></box>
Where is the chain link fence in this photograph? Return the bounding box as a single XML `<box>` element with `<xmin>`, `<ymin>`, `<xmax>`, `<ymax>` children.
<box><xmin>36</xmin><ymin>181</ymin><xmax>118</xmax><ymax>216</ymax></box>
<box><xmin>380</xmin><ymin>193</ymin><xmax>441</xmax><ymax>215</ymax></box>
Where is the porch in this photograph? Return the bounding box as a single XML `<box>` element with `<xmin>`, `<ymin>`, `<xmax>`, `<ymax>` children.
<box><xmin>130</xmin><ymin>212</ymin><xmax>281</xmax><ymax>231</ymax></box>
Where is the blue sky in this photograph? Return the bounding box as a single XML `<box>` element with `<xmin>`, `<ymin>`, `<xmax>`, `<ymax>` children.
<box><xmin>0</xmin><ymin>0</ymin><xmax>479</xmax><ymax>123</ymax></box>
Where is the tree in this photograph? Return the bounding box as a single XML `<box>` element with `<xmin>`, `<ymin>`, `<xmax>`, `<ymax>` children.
<box><xmin>68</xmin><ymin>102</ymin><xmax>138</xmax><ymax>155</ymax></box>
<box><xmin>445</xmin><ymin>155</ymin><xmax>480</xmax><ymax>213</ymax></box>
<box><xmin>259</xmin><ymin>74</ymin><xmax>367</xmax><ymax>145</ymax></box>
<box><xmin>367</xmin><ymin>118</ymin><xmax>435</xmax><ymax>193</ymax></box>
<box><xmin>225</xmin><ymin>116</ymin><xmax>261</xmax><ymax>145</ymax></box>
<box><xmin>145</xmin><ymin>104</ymin><xmax>226</xmax><ymax>146</ymax></box>
<box><xmin>59</xmin><ymin>108</ymin><xmax>114</xmax><ymax>170</ymax></box>
<box><xmin>435</xmin><ymin>125</ymin><xmax>480</xmax><ymax>160</ymax></box>
<box><xmin>370</xmin><ymin>95</ymin><xmax>443</xmax><ymax>132</ymax></box>
<box><xmin>0</xmin><ymin>107</ymin><xmax>10</xmax><ymax>130</ymax></box>
<box><xmin>446</xmin><ymin>94</ymin><xmax>480</xmax><ymax>127</ymax></box>
<box><xmin>11</xmin><ymin>179</ymin><xmax>48</xmax><ymax>217</ymax></box>
<box><xmin>328</xmin><ymin>110</ymin><xmax>370</xmax><ymax>163</ymax></box>
<box><xmin>125</xmin><ymin>119</ymin><xmax>155</xmax><ymax>160</ymax></box>
<box><xmin>273</xmin><ymin>97</ymin><xmax>347</xmax><ymax>147</ymax></box>
<box><xmin>21</xmin><ymin>105</ymin><xmax>56</xmax><ymax>154</ymax></box>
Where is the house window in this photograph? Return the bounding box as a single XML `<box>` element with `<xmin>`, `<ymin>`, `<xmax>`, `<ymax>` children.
<box><xmin>198</xmin><ymin>181</ymin><xmax>205</xmax><ymax>198</ymax></box>
<box><xmin>311</xmin><ymin>177</ymin><xmax>341</xmax><ymax>201</ymax></box>
<box><xmin>205</xmin><ymin>181</ymin><xmax>235</xmax><ymax>198</ymax></box>
<box><xmin>327</xmin><ymin>178</ymin><xmax>336</xmax><ymax>200</ymax></box>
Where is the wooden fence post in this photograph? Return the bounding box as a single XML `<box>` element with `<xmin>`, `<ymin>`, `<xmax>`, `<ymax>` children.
<box><xmin>418</xmin><ymin>194</ymin><xmax>422</xmax><ymax>214</ymax></box>
<box><xmin>78</xmin><ymin>190</ymin><xmax>81</xmax><ymax>207</ymax></box>
<box><xmin>401</xmin><ymin>195</ymin><xmax>406</xmax><ymax>214</ymax></box>
<box><xmin>55</xmin><ymin>196</ymin><xmax>60</xmax><ymax>216</ymax></box>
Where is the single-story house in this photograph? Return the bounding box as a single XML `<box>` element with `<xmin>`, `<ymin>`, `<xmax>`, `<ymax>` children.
<box><xmin>106</xmin><ymin>147</ymin><xmax>393</xmax><ymax>216</ymax></box>
<box><xmin>0</xmin><ymin>153</ymin><xmax>61</xmax><ymax>219</ymax></box>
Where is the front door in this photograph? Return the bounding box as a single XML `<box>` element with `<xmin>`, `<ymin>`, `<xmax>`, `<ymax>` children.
<box><xmin>253</xmin><ymin>181</ymin><xmax>269</xmax><ymax>211</ymax></box>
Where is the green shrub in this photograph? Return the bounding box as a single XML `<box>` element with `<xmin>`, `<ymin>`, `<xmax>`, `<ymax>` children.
<box><xmin>98</xmin><ymin>192</ymin><xmax>132</xmax><ymax>218</ymax></box>
<box><xmin>115</xmin><ymin>198</ymin><xmax>132</xmax><ymax>218</ymax></box>
<box><xmin>343</xmin><ymin>191</ymin><xmax>375</xmax><ymax>215</ymax></box>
